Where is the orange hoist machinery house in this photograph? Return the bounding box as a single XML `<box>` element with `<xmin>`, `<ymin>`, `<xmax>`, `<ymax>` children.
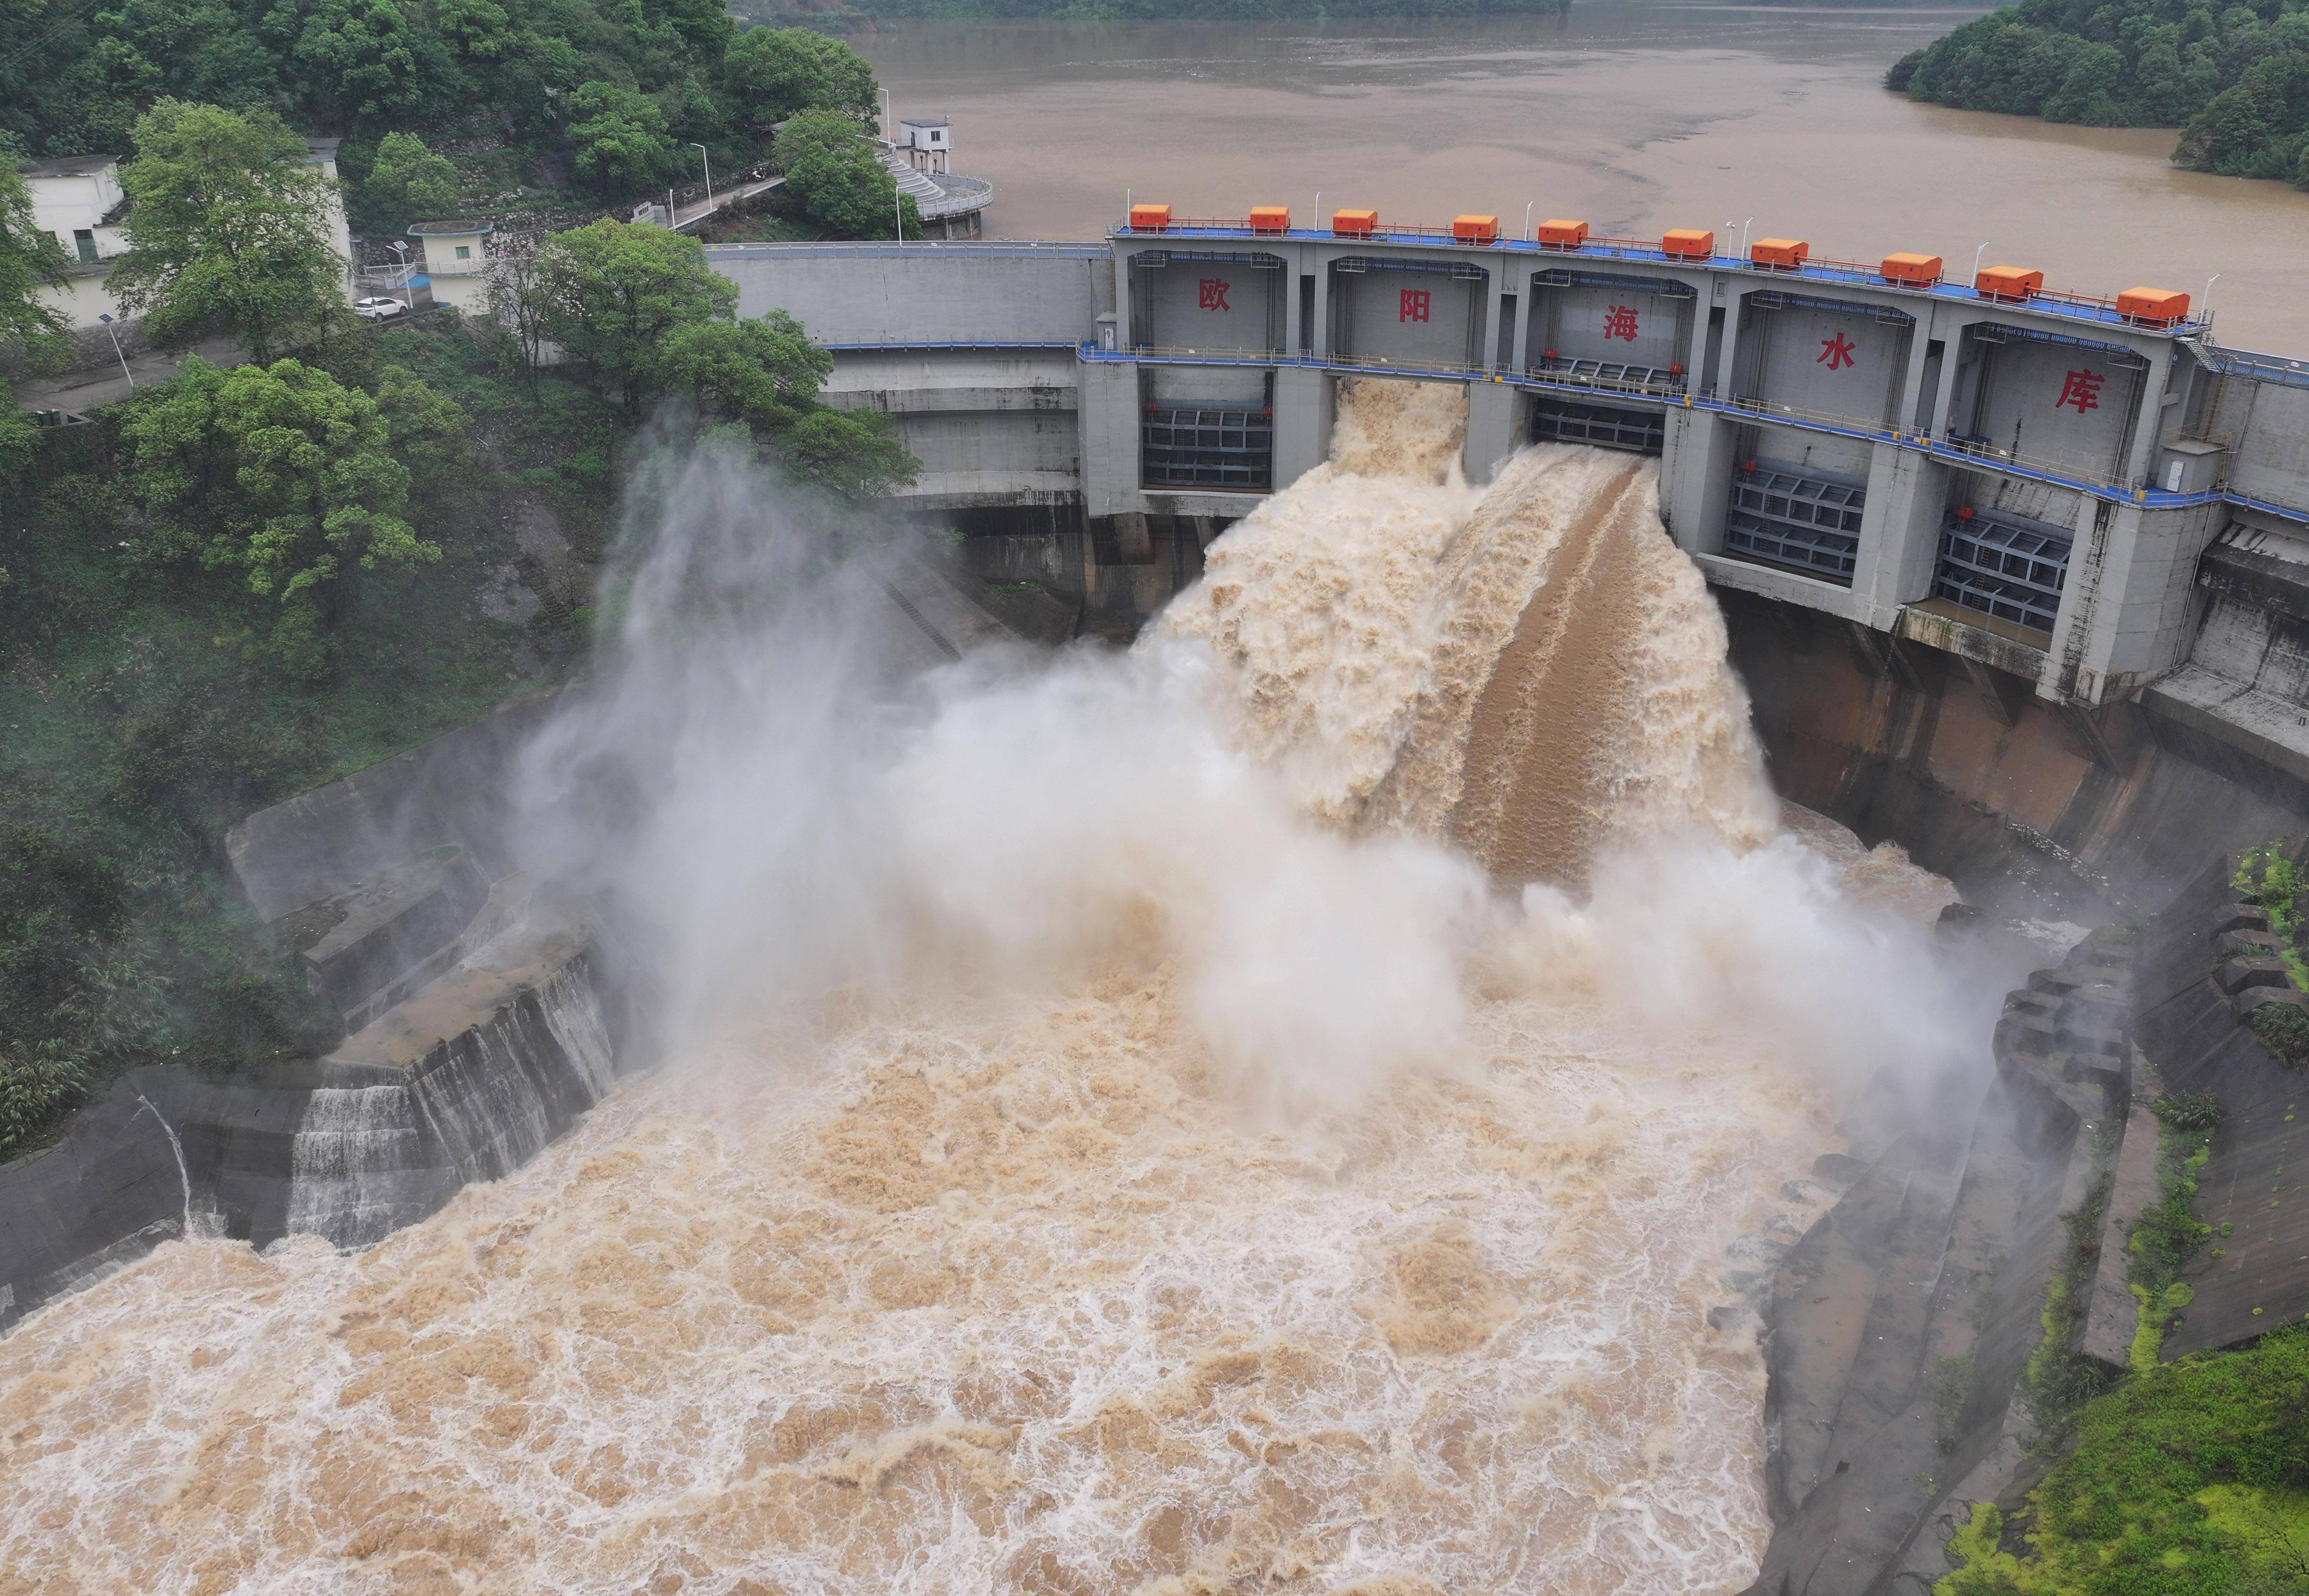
<box><xmin>1248</xmin><ymin>206</ymin><xmax>1290</xmax><ymax>235</ymax></box>
<box><xmin>1975</xmin><ymin>266</ymin><xmax>2043</xmax><ymax>303</ymax></box>
<box><xmin>1332</xmin><ymin>209</ymin><xmax>1379</xmax><ymax>238</ymax></box>
<box><xmin>1751</xmin><ymin>238</ymin><xmax>1808</xmax><ymax>270</ymax></box>
<box><xmin>1453</xmin><ymin>214</ymin><xmax>1500</xmax><ymax>243</ymax></box>
<box><xmin>1536</xmin><ymin>219</ymin><xmax>1588</xmax><ymax>249</ymax></box>
<box><xmin>1880</xmin><ymin>252</ymin><xmax>1944</xmax><ymax>287</ymax></box>
<box><xmin>2117</xmin><ymin>287</ymin><xmax>2192</xmax><ymax>327</ymax></box>
<box><xmin>1660</xmin><ymin>229</ymin><xmax>1714</xmax><ymax>259</ymax></box>
<box><xmin>1128</xmin><ymin>203</ymin><xmax>1171</xmax><ymax>232</ymax></box>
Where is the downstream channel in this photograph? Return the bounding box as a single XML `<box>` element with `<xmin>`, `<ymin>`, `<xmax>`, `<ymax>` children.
<box><xmin>0</xmin><ymin>383</ymin><xmax>2021</xmax><ymax>1593</ymax></box>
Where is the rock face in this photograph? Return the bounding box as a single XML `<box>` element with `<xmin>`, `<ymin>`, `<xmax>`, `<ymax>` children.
<box><xmin>1746</xmin><ymin>930</ymin><xmax>2136</xmax><ymax>1596</ymax></box>
<box><xmin>1751</xmin><ymin>843</ymin><xmax>2309</xmax><ymax>1594</ymax></box>
<box><xmin>2131</xmin><ymin>850</ymin><xmax>2309</xmax><ymax>1357</ymax></box>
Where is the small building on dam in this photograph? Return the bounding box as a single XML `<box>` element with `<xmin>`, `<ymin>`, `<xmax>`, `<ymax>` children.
<box><xmin>705</xmin><ymin>211</ymin><xmax>2309</xmax><ymax>815</ymax></box>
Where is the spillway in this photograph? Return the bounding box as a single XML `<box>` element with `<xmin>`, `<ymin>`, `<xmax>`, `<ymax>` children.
<box><xmin>0</xmin><ymin>380</ymin><xmax>1978</xmax><ymax>1596</ymax></box>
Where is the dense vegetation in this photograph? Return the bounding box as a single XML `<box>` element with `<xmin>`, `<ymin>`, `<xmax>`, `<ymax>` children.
<box><xmin>1</xmin><ymin>322</ymin><xmax>594</xmax><ymax>1156</ymax></box>
<box><xmin>1888</xmin><ymin>0</ymin><xmax>2309</xmax><ymax>191</ymax></box>
<box><xmin>1938</xmin><ymin>1323</ymin><xmax>2309</xmax><ymax>1594</ymax></box>
<box><xmin>2</xmin><ymin>0</ymin><xmax>896</xmax><ymax>222</ymax></box>
<box><xmin>0</xmin><ymin>94</ymin><xmax>914</xmax><ymax>1152</ymax></box>
<box><xmin>824</xmin><ymin>0</ymin><xmax>1566</xmax><ymax>15</ymax></box>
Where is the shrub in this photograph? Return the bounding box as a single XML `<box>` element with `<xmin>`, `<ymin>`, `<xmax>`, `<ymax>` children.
<box><xmin>2247</xmin><ymin>1002</ymin><xmax>2309</xmax><ymax>1066</ymax></box>
<box><xmin>2152</xmin><ymin>1091</ymin><xmax>2229</xmax><ymax>1131</ymax></box>
<box><xmin>0</xmin><ymin>1047</ymin><xmax>85</xmax><ymax>1157</ymax></box>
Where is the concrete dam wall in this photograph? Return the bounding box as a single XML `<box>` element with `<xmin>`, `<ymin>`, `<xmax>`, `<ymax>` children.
<box><xmin>709</xmin><ymin>229</ymin><xmax>2309</xmax><ymax>853</ymax></box>
<box><xmin>10</xmin><ymin>231</ymin><xmax>2309</xmax><ymax>1596</ymax></box>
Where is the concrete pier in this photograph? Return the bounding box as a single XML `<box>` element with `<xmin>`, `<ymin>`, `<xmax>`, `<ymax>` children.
<box><xmin>708</xmin><ymin>230</ymin><xmax>2309</xmax><ymax>786</ymax></box>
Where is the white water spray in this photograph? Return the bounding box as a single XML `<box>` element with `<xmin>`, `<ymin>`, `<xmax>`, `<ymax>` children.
<box><xmin>0</xmin><ymin>384</ymin><xmax>1998</xmax><ymax>1596</ymax></box>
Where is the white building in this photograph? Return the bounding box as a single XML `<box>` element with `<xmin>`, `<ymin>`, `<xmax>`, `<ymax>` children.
<box><xmin>897</xmin><ymin>118</ymin><xmax>951</xmax><ymax>176</ymax></box>
<box><xmin>404</xmin><ymin>219</ymin><xmax>496</xmax><ymax>313</ymax></box>
<box><xmin>27</xmin><ymin>140</ymin><xmax>355</xmax><ymax>357</ymax></box>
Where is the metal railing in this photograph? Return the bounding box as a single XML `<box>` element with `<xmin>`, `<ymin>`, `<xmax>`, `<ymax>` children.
<box><xmin>1104</xmin><ymin>220</ymin><xmax>2212</xmax><ymax>336</ymax></box>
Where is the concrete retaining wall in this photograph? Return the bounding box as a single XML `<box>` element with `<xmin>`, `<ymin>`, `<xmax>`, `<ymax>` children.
<box><xmin>0</xmin><ymin>945</ymin><xmax>620</xmax><ymax>1332</ymax></box>
<box><xmin>710</xmin><ymin>242</ymin><xmax>1104</xmax><ymax>346</ymax></box>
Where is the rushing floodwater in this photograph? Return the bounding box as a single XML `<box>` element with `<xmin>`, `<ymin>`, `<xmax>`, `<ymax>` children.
<box><xmin>861</xmin><ymin>3</ymin><xmax>2309</xmax><ymax>351</ymax></box>
<box><xmin>0</xmin><ymin>386</ymin><xmax>2002</xmax><ymax>1594</ymax></box>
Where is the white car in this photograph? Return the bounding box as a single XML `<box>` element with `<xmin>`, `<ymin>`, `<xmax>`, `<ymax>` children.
<box><xmin>352</xmin><ymin>296</ymin><xmax>408</xmax><ymax>321</ymax></box>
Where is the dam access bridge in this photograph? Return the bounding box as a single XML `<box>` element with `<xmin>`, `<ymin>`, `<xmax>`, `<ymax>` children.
<box><xmin>706</xmin><ymin>209</ymin><xmax>2309</xmax><ymax>788</ymax></box>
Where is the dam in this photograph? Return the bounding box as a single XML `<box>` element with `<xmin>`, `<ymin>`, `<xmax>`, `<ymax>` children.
<box><xmin>8</xmin><ymin>211</ymin><xmax>2309</xmax><ymax>1596</ymax></box>
<box><xmin>713</xmin><ymin>214</ymin><xmax>2309</xmax><ymax>777</ymax></box>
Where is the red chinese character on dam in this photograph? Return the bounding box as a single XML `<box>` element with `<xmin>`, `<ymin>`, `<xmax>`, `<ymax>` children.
<box><xmin>1818</xmin><ymin>332</ymin><xmax>1857</xmax><ymax>371</ymax></box>
<box><xmin>1399</xmin><ymin>289</ymin><xmax>1431</xmax><ymax>324</ymax></box>
<box><xmin>2056</xmin><ymin>369</ymin><xmax>2104</xmax><ymax>414</ymax></box>
<box><xmin>1603</xmin><ymin>305</ymin><xmax>1639</xmax><ymax>342</ymax></box>
<box><xmin>1197</xmin><ymin>278</ymin><xmax>1231</xmax><ymax>312</ymax></box>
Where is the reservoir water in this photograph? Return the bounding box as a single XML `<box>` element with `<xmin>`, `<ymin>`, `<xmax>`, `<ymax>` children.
<box><xmin>861</xmin><ymin>2</ymin><xmax>2309</xmax><ymax>352</ymax></box>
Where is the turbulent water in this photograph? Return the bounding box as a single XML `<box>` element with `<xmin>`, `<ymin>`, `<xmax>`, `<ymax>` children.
<box><xmin>0</xmin><ymin>381</ymin><xmax>1978</xmax><ymax>1596</ymax></box>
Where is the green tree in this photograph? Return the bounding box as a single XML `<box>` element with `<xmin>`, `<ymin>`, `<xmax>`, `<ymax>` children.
<box><xmin>779</xmin><ymin>407</ymin><xmax>916</xmax><ymax>500</ymax></box>
<box><xmin>109</xmin><ymin>100</ymin><xmax>352</xmax><ymax>363</ymax></box>
<box><xmin>2178</xmin><ymin>51</ymin><xmax>2309</xmax><ymax>176</ymax></box>
<box><xmin>120</xmin><ymin>356</ymin><xmax>446</xmax><ymax>675</ymax></box>
<box><xmin>354</xmin><ymin>130</ymin><xmax>458</xmax><ymax>235</ymax></box>
<box><xmin>267</xmin><ymin>0</ymin><xmax>440</xmax><ymax>123</ymax></box>
<box><xmin>567</xmin><ymin>80</ymin><xmax>673</xmax><ymax>197</ymax></box>
<box><xmin>653</xmin><ymin>310</ymin><xmax>831</xmax><ymax>433</ymax></box>
<box><xmin>770</xmin><ymin>105</ymin><xmax>864</xmax><ymax>170</ymax></box>
<box><xmin>527</xmin><ymin>220</ymin><xmax>915</xmax><ymax>494</ymax></box>
<box><xmin>725</xmin><ymin>27</ymin><xmax>878</xmax><ymax>129</ymax></box>
<box><xmin>531</xmin><ymin>217</ymin><xmax>736</xmax><ymax>416</ymax></box>
<box><xmin>790</xmin><ymin>140</ymin><xmax>918</xmax><ymax>240</ymax></box>
<box><xmin>373</xmin><ymin>359</ymin><xmax>471</xmax><ymax>485</ymax></box>
<box><xmin>0</xmin><ymin>150</ymin><xmax>75</xmax><ymax>475</ymax></box>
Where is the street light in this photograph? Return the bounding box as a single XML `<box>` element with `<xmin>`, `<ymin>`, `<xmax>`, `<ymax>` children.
<box><xmin>1524</xmin><ymin>200</ymin><xmax>1536</xmax><ymax>241</ymax></box>
<box><xmin>1739</xmin><ymin>216</ymin><xmax>1753</xmax><ymax>259</ymax></box>
<box><xmin>1972</xmin><ymin>240</ymin><xmax>1991</xmax><ymax>285</ymax></box>
<box><xmin>690</xmin><ymin>143</ymin><xmax>713</xmax><ymax>220</ymax></box>
<box><xmin>96</xmin><ymin>313</ymin><xmax>131</xmax><ymax>389</ymax></box>
<box><xmin>2203</xmin><ymin>272</ymin><xmax>2222</xmax><ymax>325</ymax></box>
<box><xmin>388</xmin><ymin>239</ymin><xmax>412</xmax><ymax>310</ymax></box>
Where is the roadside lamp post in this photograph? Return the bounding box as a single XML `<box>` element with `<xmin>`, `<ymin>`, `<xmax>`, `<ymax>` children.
<box><xmin>2203</xmin><ymin>272</ymin><xmax>2221</xmax><ymax>325</ymax></box>
<box><xmin>388</xmin><ymin>239</ymin><xmax>412</xmax><ymax>310</ymax></box>
<box><xmin>97</xmin><ymin>313</ymin><xmax>131</xmax><ymax>389</ymax></box>
<box><xmin>690</xmin><ymin>143</ymin><xmax>713</xmax><ymax>220</ymax></box>
<box><xmin>1524</xmin><ymin>200</ymin><xmax>1536</xmax><ymax>241</ymax></box>
<box><xmin>1739</xmin><ymin>216</ymin><xmax>1753</xmax><ymax>259</ymax></box>
<box><xmin>1972</xmin><ymin>241</ymin><xmax>1991</xmax><ymax>285</ymax></box>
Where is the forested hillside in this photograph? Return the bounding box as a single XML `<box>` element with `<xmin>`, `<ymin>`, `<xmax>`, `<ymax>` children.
<box><xmin>0</xmin><ymin>97</ymin><xmax>916</xmax><ymax>1155</ymax></box>
<box><xmin>1888</xmin><ymin>0</ymin><xmax>2309</xmax><ymax>190</ymax></box>
<box><xmin>828</xmin><ymin>0</ymin><xmax>1566</xmax><ymax>16</ymax></box>
<box><xmin>0</xmin><ymin>0</ymin><xmax>883</xmax><ymax>218</ymax></box>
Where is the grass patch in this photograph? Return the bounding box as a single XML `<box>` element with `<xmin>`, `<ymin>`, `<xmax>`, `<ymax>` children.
<box><xmin>1938</xmin><ymin>1323</ymin><xmax>2309</xmax><ymax>1595</ymax></box>
<box><xmin>2019</xmin><ymin>1118</ymin><xmax>2124</xmax><ymax>1440</ymax></box>
<box><xmin>2124</xmin><ymin>1097</ymin><xmax>2219</xmax><ymax>1374</ymax></box>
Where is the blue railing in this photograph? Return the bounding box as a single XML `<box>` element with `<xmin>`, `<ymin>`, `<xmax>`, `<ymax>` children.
<box><xmin>2195</xmin><ymin>344</ymin><xmax>2309</xmax><ymax>393</ymax></box>
<box><xmin>1107</xmin><ymin>222</ymin><xmax>2211</xmax><ymax>339</ymax></box>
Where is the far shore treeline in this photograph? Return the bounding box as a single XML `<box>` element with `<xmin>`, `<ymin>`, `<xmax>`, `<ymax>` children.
<box><xmin>1890</xmin><ymin>0</ymin><xmax>2309</xmax><ymax>191</ymax></box>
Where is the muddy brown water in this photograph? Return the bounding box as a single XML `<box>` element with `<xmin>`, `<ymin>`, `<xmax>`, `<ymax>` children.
<box><xmin>860</xmin><ymin>2</ymin><xmax>2309</xmax><ymax>352</ymax></box>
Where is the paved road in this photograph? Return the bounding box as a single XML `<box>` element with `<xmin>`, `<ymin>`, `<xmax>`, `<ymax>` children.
<box><xmin>672</xmin><ymin>173</ymin><xmax>783</xmax><ymax>231</ymax></box>
<box><xmin>17</xmin><ymin>335</ymin><xmax>245</xmax><ymax>416</ymax></box>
